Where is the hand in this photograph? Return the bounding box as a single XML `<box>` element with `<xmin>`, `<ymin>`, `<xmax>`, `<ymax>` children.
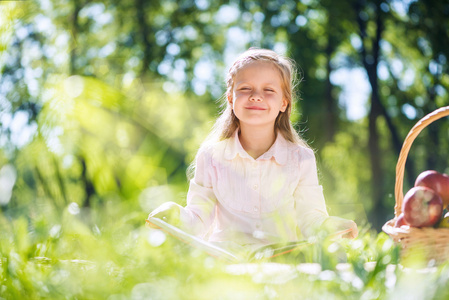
<box><xmin>321</xmin><ymin>216</ymin><xmax>358</xmax><ymax>239</ymax></box>
<box><xmin>146</xmin><ymin>202</ymin><xmax>182</xmax><ymax>228</ymax></box>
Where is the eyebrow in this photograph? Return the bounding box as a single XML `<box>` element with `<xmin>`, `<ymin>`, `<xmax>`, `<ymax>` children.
<box><xmin>235</xmin><ymin>81</ymin><xmax>280</xmax><ymax>86</ymax></box>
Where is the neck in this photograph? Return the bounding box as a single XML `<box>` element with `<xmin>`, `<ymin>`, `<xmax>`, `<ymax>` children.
<box><xmin>238</xmin><ymin>124</ymin><xmax>277</xmax><ymax>159</ymax></box>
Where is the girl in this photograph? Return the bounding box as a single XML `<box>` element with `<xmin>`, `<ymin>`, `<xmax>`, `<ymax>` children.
<box><xmin>148</xmin><ymin>48</ymin><xmax>358</xmax><ymax>249</ymax></box>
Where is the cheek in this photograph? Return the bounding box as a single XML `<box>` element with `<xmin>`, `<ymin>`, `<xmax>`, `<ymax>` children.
<box><xmin>232</xmin><ymin>94</ymin><xmax>244</xmax><ymax>109</ymax></box>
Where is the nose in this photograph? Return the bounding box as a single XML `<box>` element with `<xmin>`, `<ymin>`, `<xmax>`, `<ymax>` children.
<box><xmin>250</xmin><ymin>90</ymin><xmax>263</xmax><ymax>102</ymax></box>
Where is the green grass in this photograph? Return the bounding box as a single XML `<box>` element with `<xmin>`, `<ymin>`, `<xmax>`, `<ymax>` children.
<box><xmin>1</xmin><ymin>201</ymin><xmax>449</xmax><ymax>299</ymax></box>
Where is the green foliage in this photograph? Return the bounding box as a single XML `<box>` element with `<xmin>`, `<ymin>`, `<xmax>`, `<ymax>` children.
<box><xmin>2</xmin><ymin>206</ymin><xmax>449</xmax><ymax>299</ymax></box>
<box><xmin>2</xmin><ymin>0</ymin><xmax>449</xmax><ymax>297</ymax></box>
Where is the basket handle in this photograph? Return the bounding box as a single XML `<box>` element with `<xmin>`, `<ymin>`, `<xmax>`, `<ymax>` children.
<box><xmin>395</xmin><ymin>106</ymin><xmax>449</xmax><ymax>217</ymax></box>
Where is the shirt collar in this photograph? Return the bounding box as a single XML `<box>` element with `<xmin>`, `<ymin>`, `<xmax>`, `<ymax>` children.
<box><xmin>224</xmin><ymin>129</ymin><xmax>288</xmax><ymax>165</ymax></box>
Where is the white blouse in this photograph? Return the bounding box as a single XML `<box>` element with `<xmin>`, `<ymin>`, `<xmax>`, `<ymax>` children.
<box><xmin>179</xmin><ymin>130</ymin><xmax>329</xmax><ymax>246</ymax></box>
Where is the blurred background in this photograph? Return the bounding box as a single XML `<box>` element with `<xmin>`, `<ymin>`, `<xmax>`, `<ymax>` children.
<box><xmin>1</xmin><ymin>0</ymin><xmax>449</xmax><ymax>234</ymax></box>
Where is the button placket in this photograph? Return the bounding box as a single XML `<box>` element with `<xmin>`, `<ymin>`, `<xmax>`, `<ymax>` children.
<box><xmin>252</xmin><ymin>160</ymin><xmax>259</xmax><ymax>190</ymax></box>
<box><xmin>248</xmin><ymin>159</ymin><xmax>261</xmax><ymax>215</ymax></box>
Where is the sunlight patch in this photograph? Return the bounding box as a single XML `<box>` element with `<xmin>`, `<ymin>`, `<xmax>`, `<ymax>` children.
<box><xmin>0</xmin><ymin>164</ymin><xmax>16</xmax><ymax>205</ymax></box>
<box><xmin>49</xmin><ymin>224</ymin><xmax>62</xmax><ymax>238</ymax></box>
<box><xmin>68</xmin><ymin>202</ymin><xmax>80</xmax><ymax>215</ymax></box>
<box><xmin>139</xmin><ymin>185</ymin><xmax>175</xmax><ymax>212</ymax></box>
<box><xmin>64</xmin><ymin>76</ymin><xmax>84</xmax><ymax>98</ymax></box>
<box><xmin>147</xmin><ymin>229</ymin><xmax>166</xmax><ymax>247</ymax></box>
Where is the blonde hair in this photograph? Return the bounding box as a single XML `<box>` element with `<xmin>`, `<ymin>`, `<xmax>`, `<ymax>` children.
<box><xmin>212</xmin><ymin>48</ymin><xmax>307</xmax><ymax>145</ymax></box>
<box><xmin>188</xmin><ymin>48</ymin><xmax>309</xmax><ymax>178</ymax></box>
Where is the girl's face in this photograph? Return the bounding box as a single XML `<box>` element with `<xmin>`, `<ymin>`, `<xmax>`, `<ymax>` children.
<box><xmin>228</xmin><ymin>61</ymin><xmax>288</xmax><ymax>130</ymax></box>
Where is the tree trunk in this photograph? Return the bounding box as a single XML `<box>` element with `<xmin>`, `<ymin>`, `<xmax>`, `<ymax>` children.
<box><xmin>70</xmin><ymin>0</ymin><xmax>97</xmax><ymax>208</ymax></box>
<box><xmin>324</xmin><ymin>39</ymin><xmax>336</xmax><ymax>142</ymax></box>
<box><xmin>80</xmin><ymin>156</ymin><xmax>95</xmax><ymax>208</ymax></box>
<box><xmin>426</xmin><ymin>85</ymin><xmax>439</xmax><ymax>170</ymax></box>
<box><xmin>355</xmin><ymin>0</ymin><xmax>386</xmax><ymax>230</ymax></box>
<box><xmin>367</xmin><ymin>86</ymin><xmax>384</xmax><ymax>230</ymax></box>
<box><xmin>135</xmin><ymin>0</ymin><xmax>152</xmax><ymax>77</ymax></box>
<box><xmin>70</xmin><ymin>0</ymin><xmax>81</xmax><ymax>75</ymax></box>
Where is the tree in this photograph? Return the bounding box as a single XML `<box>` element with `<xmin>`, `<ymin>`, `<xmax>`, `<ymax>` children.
<box><xmin>2</xmin><ymin>0</ymin><xmax>449</xmax><ymax>231</ymax></box>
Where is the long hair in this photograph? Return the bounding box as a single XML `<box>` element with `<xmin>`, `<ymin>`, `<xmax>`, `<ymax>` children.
<box><xmin>188</xmin><ymin>48</ymin><xmax>309</xmax><ymax>179</ymax></box>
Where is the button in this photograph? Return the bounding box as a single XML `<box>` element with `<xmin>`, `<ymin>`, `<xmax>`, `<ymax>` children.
<box><xmin>253</xmin><ymin>184</ymin><xmax>258</xmax><ymax>190</ymax></box>
<box><xmin>253</xmin><ymin>206</ymin><xmax>259</xmax><ymax>212</ymax></box>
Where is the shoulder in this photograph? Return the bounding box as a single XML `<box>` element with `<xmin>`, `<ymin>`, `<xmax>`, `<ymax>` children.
<box><xmin>198</xmin><ymin>139</ymin><xmax>227</xmax><ymax>154</ymax></box>
<box><xmin>287</xmin><ymin>143</ymin><xmax>319</xmax><ymax>179</ymax></box>
<box><xmin>286</xmin><ymin>140</ymin><xmax>316</xmax><ymax>162</ymax></box>
<box><xmin>196</xmin><ymin>139</ymin><xmax>229</xmax><ymax>162</ymax></box>
<box><xmin>276</xmin><ymin>132</ymin><xmax>315</xmax><ymax>162</ymax></box>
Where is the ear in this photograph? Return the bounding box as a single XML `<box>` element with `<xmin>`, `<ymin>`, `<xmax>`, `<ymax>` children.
<box><xmin>227</xmin><ymin>92</ymin><xmax>233</xmax><ymax>106</ymax></box>
<box><xmin>280</xmin><ymin>98</ymin><xmax>288</xmax><ymax>112</ymax></box>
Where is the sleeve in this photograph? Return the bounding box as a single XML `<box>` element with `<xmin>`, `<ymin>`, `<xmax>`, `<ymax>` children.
<box><xmin>293</xmin><ymin>148</ymin><xmax>329</xmax><ymax>238</ymax></box>
<box><xmin>180</xmin><ymin>146</ymin><xmax>218</xmax><ymax>238</ymax></box>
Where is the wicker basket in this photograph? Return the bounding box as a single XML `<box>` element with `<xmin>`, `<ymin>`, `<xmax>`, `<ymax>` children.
<box><xmin>382</xmin><ymin>106</ymin><xmax>449</xmax><ymax>264</ymax></box>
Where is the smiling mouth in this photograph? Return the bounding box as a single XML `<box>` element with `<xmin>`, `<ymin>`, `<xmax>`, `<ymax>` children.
<box><xmin>246</xmin><ymin>106</ymin><xmax>266</xmax><ymax>110</ymax></box>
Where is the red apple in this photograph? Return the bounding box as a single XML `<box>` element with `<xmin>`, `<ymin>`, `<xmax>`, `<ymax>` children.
<box><xmin>402</xmin><ymin>186</ymin><xmax>443</xmax><ymax>227</ymax></box>
<box><xmin>415</xmin><ymin>170</ymin><xmax>449</xmax><ymax>207</ymax></box>
<box><xmin>394</xmin><ymin>213</ymin><xmax>409</xmax><ymax>228</ymax></box>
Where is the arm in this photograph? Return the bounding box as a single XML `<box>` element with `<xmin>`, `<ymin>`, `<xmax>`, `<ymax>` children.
<box><xmin>293</xmin><ymin>148</ymin><xmax>329</xmax><ymax>238</ymax></box>
<box><xmin>294</xmin><ymin>148</ymin><xmax>358</xmax><ymax>239</ymax></box>
<box><xmin>147</xmin><ymin>201</ymin><xmax>183</xmax><ymax>228</ymax></box>
<box><xmin>321</xmin><ymin>216</ymin><xmax>358</xmax><ymax>239</ymax></box>
<box><xmin>147</xmin><ymin>147</ymin><xmax>217</xmax><ymax>238</ymax></box>
<box><xmin>182</xmin><ymin>146</ymin><xmax>217</xmax><ymax>237</ymax></box>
